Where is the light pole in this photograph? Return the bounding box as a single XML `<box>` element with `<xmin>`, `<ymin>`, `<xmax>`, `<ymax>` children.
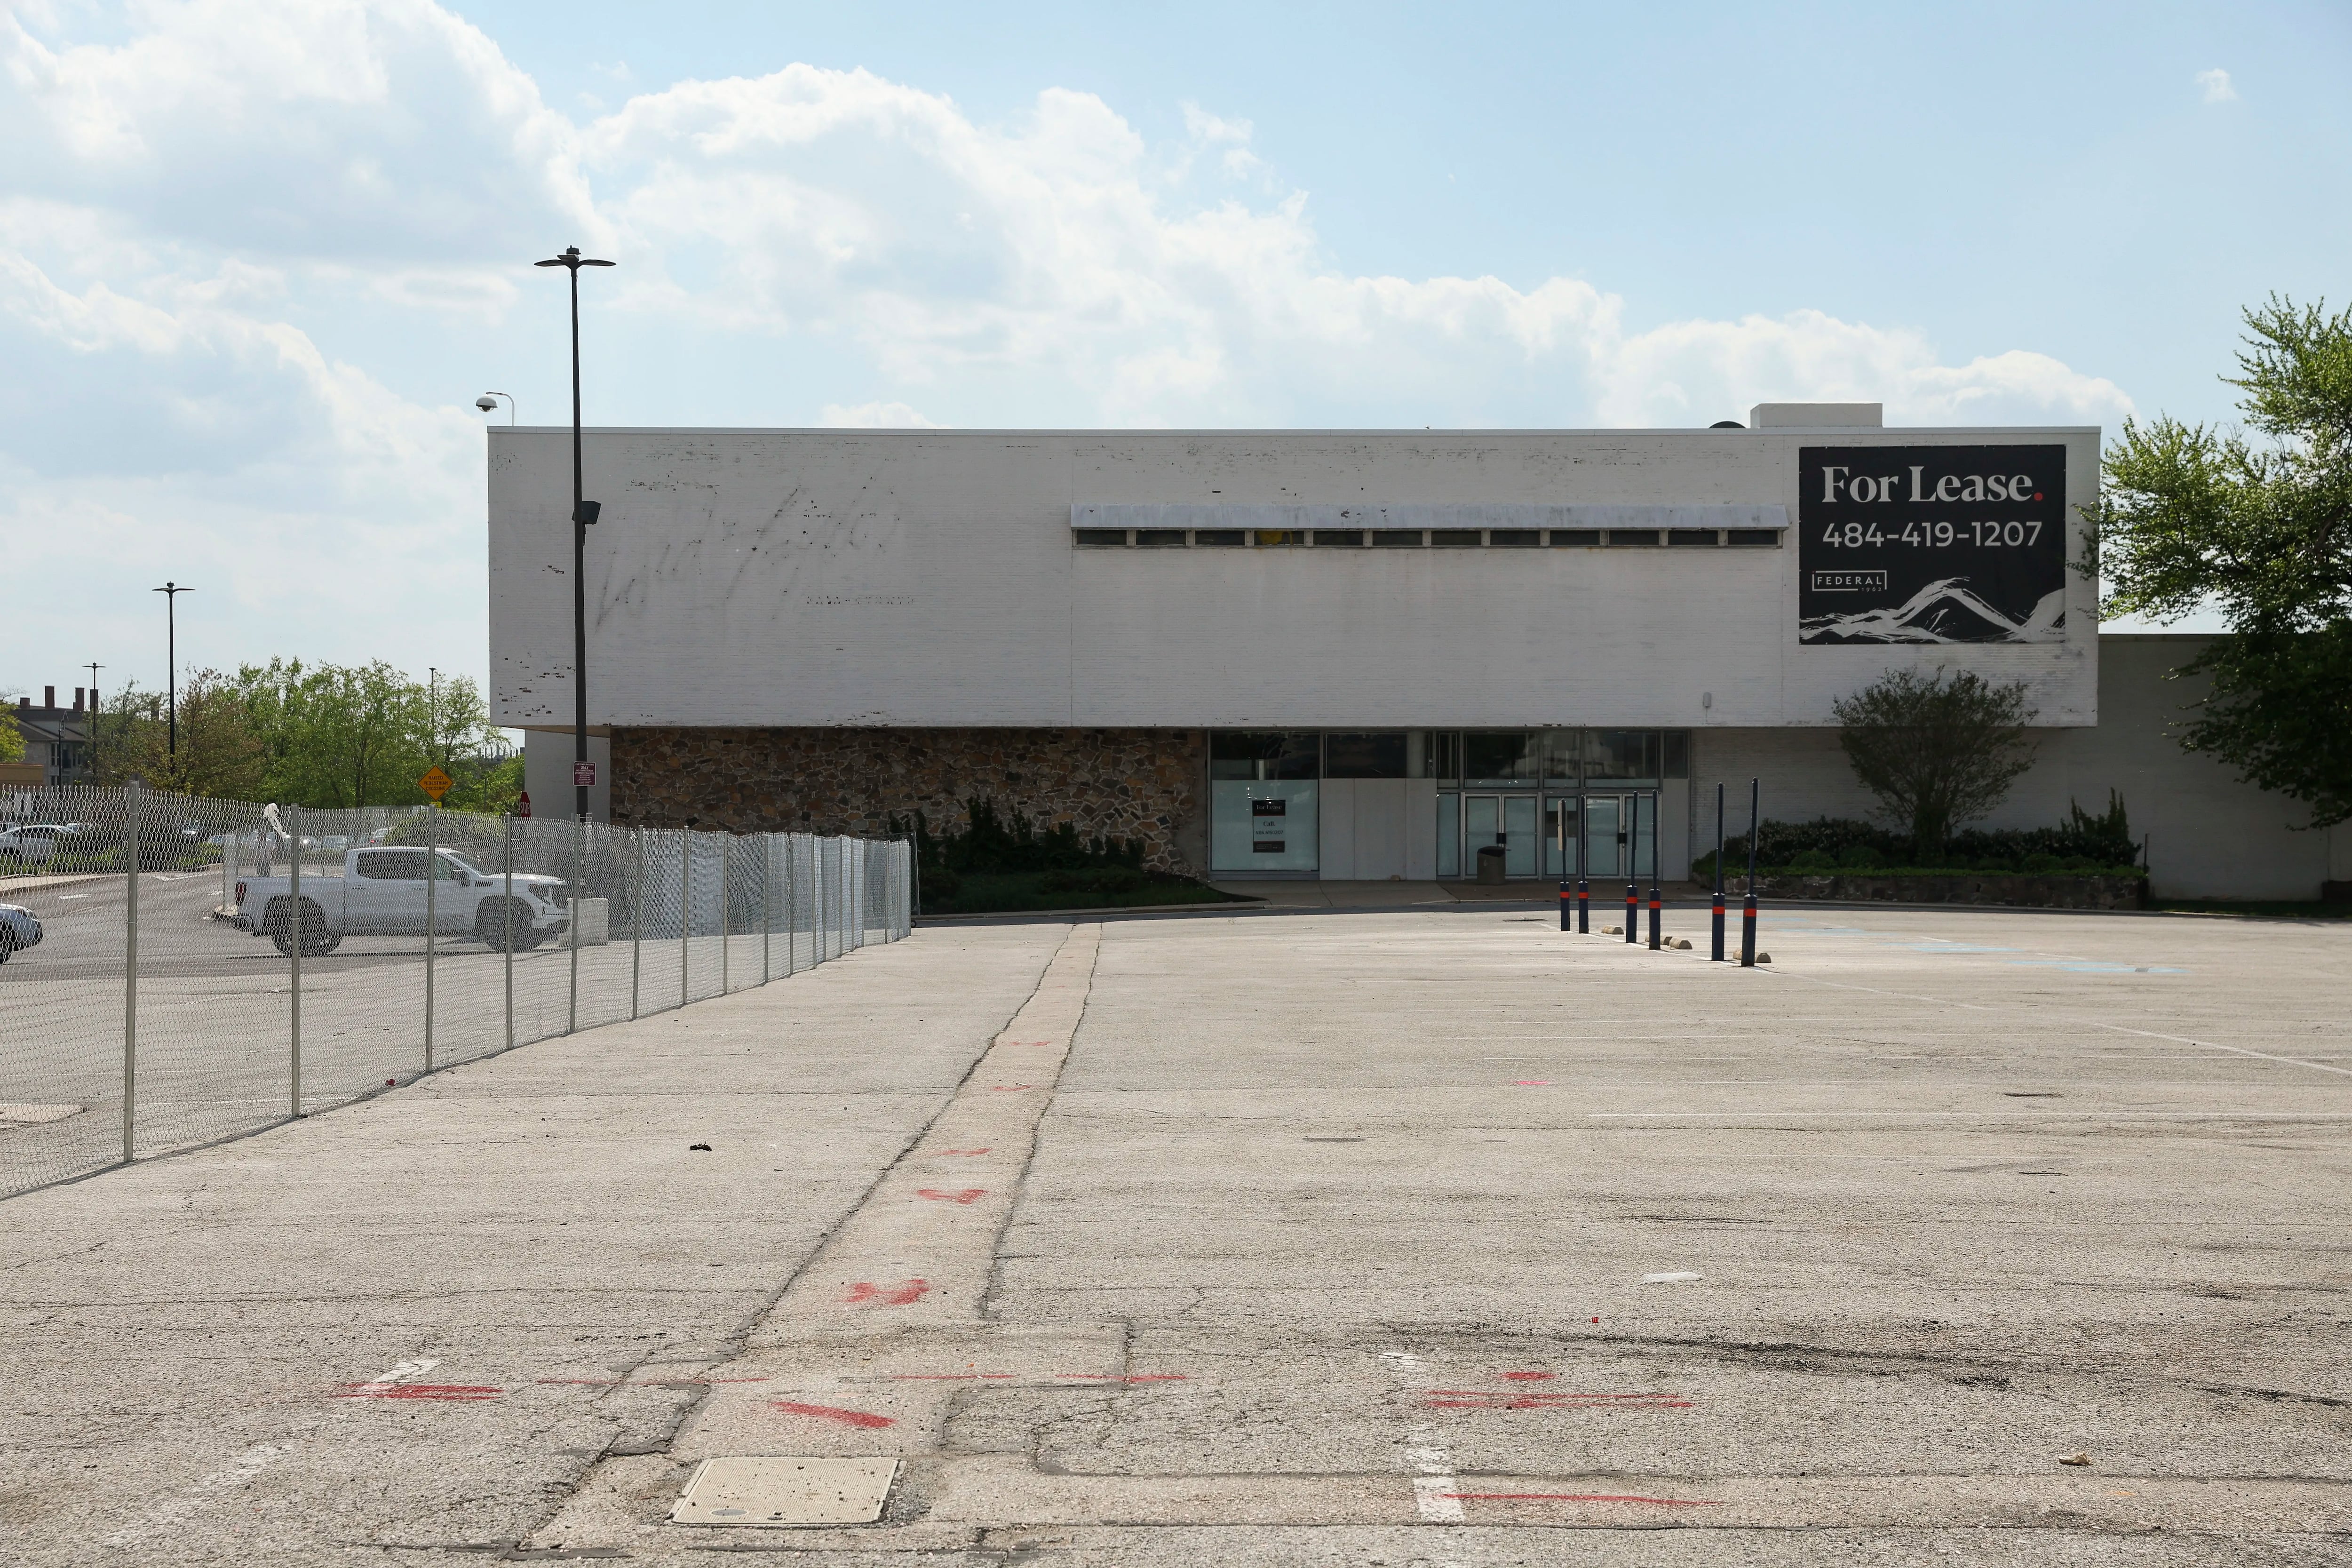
<box><xmin>533</xmin><ymin>245</ymin><xmax>615</xmax><ymax>823</ymax></box>
<box><xmin>475</xmin><ymin>392</ymin><xmax>517</xmax><ymax>424</ymax></box>
<box><xmin>151</xmin><ymin>582</ymin><xmax>192</xmax><ymax>761</ymax></box>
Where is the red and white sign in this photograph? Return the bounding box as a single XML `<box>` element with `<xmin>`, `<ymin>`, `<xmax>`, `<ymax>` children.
<box><xmin>573</xmin><ymin>761</ymin><xmax>597</xmax><ymax>787</ymax></box>
<box><xmin>516</xmin><ymin>791</ymin><xmax>532</xmax><ymax>819</ymax></box>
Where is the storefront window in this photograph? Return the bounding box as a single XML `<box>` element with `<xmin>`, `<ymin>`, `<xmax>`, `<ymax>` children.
<box><xmin>1210</xmin><ymin>780</ymin><xmax>1319</xmax><ymax>874</ymax></box>
<box><xmin>1540</xmin><ymin>728</ymin><xmax>1581</xmax><ymax>785</ymax></box>
<box><xmin>1462</xmin><ymin>731</ymin><xmax>1540</xmax><ymax>786</ymax></box>
<box><xmin>1210</xmin><ymin>732</ymin><xmax>1319</xmax><ymax>780</ymax></box>
<box><xmin>1421</xmin><ymin>731</ymin><xmax>1460</xmax><ymax>782</ymax></box>
<box><xmin>1586</xmin><ymin>729</ymin><xmax>1659</xmax><ymax>781</ymax></box>
<box><xmin>1324</xmin><ymin>732</ymin><xmax>1408</xmax><ymax>778</ymax></box>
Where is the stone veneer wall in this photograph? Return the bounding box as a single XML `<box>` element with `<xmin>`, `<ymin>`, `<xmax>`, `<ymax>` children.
<box><xmin>610</xmin><ymin>727</ymin><xmax>1208</xmax><ymax>876</ymax></box>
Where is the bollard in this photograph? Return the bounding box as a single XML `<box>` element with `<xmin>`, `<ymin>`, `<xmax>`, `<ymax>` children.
<box><xmin>1576</xmin><ymin>876</ymin><xmax>1589</xmax><ymax>933</ymax></box>
<box><xmin>1645</xmin><ymin>796</ymin><xmax>1661</xmax><ymax>950</ymax></box>
<box><xmin>1558</xmin><ymin>877</ymin><xmax>1573</xmax><ymax>931</ymax></box>
<box><xmin>1740</xmin><ymin>776</ymin><xmax>1760</xmax><ymax>967</ymax></box>
<box><xmin>1624</xmin><ymin>877</ymin><xmax>1637</xmax><ymax>943</ymax></box>
<box><xmin>1710</xmin><ymin>782</ymin><xmax>1726</xmax><ymax>962</ymax></box>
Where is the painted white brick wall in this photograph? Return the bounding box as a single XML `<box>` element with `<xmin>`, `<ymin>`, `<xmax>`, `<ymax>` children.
<box><xmin>487</xmin><ymin>427</ymin><xmax>2101</xmax><ymax>732</ymax></box>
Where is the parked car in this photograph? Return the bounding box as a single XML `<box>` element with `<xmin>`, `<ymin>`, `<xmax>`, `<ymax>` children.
<box><xmin>0</xmin><ymin>903</ymin><xmax>41</xmax><ymax>962</ymax></box>
<box><xmin>0</xmin><ymin>824</ymin><xmax>86</xmax><ymax>867</ymax></box>
<box><xmin>233</xmin><ymin>846</ymin><xmax>571</xmax><ymax>956</ymax></box>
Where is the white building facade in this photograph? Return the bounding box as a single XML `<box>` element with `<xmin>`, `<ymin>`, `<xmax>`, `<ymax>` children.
<box><xmin>490</xmin><ymin>406</ymin><xmax>2348</xmax><ymax>899</ymax></box>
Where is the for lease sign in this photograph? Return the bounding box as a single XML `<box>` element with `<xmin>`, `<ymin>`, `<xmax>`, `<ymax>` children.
<box><xmin>1798</xmin><ymin>445</ymin><xmax>2068</xmax><ymax>644</ymax></box>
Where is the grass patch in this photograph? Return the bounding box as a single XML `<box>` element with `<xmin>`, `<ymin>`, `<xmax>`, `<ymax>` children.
<box><xmin>2148</xmin><ymin>898</ymin><xmax>2352</xmax><ymax>920</ymax></box>
<box><xmin>918</xmin><ymin>869</ymin><xmax>1252</xmax><ymax>916</ymax></box>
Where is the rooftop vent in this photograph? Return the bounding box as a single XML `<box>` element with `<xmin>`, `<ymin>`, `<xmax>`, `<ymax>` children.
<box><xmin>1749</xmin><ymin>402</ymin><xmax>1883</xmax><ymax>429</ymax></box>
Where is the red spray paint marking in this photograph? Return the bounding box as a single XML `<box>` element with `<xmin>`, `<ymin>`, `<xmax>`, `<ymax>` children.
<box><xmin>917</xmin><ymin>1188</ymin><xmax>986</xmax><ymax>1204</ymax></box>
<box><xmin>844</xmin><ymin>1279</ymin><xmax>930</xmax><ymax>1306</ymax></box>
<box><xmin>1051</xmin><ymin>1373</ymin><xmax>1189</xmax><ymax>1382</ymax></box>
<box><xmin>771</xmin><ymin>1400</ymin><xmax>895</xmax><ymax>1428</ymax></box>
<box><xmin>1439</xmin><ymin>1493</ymin><xmax>1716</xmax><ymax>1507</ymax></box>
<box><xmin>537</xmin><ymin>1376</ymin><xmax>768</xmax><ymax>1387</ymax></box>
<box><xmin>1499</xmin><ymin>1371</ymin><xmax>1556</xmax><ymax>1381</ymax></box>
<box><xmin>939</xmin><ymin>1148</ymin><xmax>992</xmax><ymax>1155</ymax></box>
<box><xmin>988</xmin><ymin>1084</ymin><xmax>1034</xmax><ymax>1092</ymax></box>
<box><xmin>891</xmin><ymin>1373</ymin><xmax>1015</xmax><ymax>1381</ymax></box>
<box><xmin>334</xmin><ymin>1383</ymin><xmax>501</xmax><ymax>1402</ymax></box>
<box><xmin>1513</xmin><ymin>1080</ymin><xmax>1553</xmax><ymax>1086</ymax></box>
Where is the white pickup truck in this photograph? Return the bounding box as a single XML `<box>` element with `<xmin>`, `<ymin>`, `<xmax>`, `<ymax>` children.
<box><xmin>233</xmin><ymin>845</ymin><xmax>572</xmax><ymax>955</ymax></box>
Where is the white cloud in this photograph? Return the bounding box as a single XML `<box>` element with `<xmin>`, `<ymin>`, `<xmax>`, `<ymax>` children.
<box><xmin>818</xmin><ymin>400</ymin><xmax>940</xmax><ymax>427</ymax></box>
<box><xmin>0</xmin><ymin>0</ymin><xmax>2139</xmax><ymax>687</ymax></box>
<box><xmin>2196</xmin><ymin>68</ymin><xmax>2236</xmax><ymax>103</ymax></box>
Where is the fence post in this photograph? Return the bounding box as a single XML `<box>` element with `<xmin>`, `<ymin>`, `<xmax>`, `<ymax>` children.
<box><xmin>424</xmin><ymin>803</ymin><xmax>437</xmax><ymax>1073</ymax></box>
<box><xmin>503</xmin><ymin>815</ymin><xmax>515</xmax><ymax>1051</ymax></box>
<box><xmin>567</xmin><ymin>815</ymin><xmax>582</xmax><ymax>1035</ymax></box>
<box><xmin>289</xmin><ymin>804</ymin><xmax>303</xmax><ymax>1118</ymax></box>
<box><xmin>761</xmin><ymin>834</ymin><xmax>772</xmax><ymax>985</ymax></box>
<box><xmin>680</xmin><ymin>829</ymin><xmax>691</xmax><ymax>1009</ymax></box>
<box><xmin>786</xmin><ymin>834</ymin><xmax>798</xmax><ymax>976</ymax></box>
<box><xmin>629</xmin><ymin>827</ymin><xmax>644</xmax><ymax>1020</ymax></box>
<box><xmin>121</xmin><ymin>780</ymin><xmax>140</xmax><ymax>1163</ymax></box>
<box><xmin>720</xmin><ymin>833</ymin><xmax>732</xmax><ymax>994</ymax></box>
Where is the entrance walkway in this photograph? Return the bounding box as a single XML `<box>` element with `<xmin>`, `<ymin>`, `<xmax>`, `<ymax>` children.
<box><xmin>2</xmin><ymin>903</ymin><xmax>2345</xmax><ymax>1562</ymax></box>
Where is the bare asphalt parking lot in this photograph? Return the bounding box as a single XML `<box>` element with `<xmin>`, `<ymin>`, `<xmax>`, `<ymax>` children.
<box><xmin>0</xmin><ymin>900</ymin><xmax>2346</xmax><ymax>1565</ymax></box>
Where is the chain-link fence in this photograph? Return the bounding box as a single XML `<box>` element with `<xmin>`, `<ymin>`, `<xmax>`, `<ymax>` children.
<box><xmin>0</xmin><ymin>784</ymin><xmax>911</xmax><ymax>1200</ymax></box>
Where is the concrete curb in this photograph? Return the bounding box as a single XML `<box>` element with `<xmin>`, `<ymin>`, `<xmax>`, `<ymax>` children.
<box><xmin>0</xmin><ymin>872</ymin><xmax>110</xmax><ymax>896</ymax></box>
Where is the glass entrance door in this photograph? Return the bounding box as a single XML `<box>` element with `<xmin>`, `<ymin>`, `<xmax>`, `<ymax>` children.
<box><xmin>1464</xmin><ymin>795</ymin><xmax>1539</xmax><ymax>877</ymax></box>
<box><xmin>1543</xmin><ymin>796</ymin><xmax>1579</xmax><ymax>878</ymax></box>
<box><xmin>1580</xmin><ymin>793</ymin><xmax>1660</xmax><ymax>882</ymax></box>
<box><xmin>1584</xmin><ymin>796</ymin><xmax>1623</xmax><ymax>879</ymax></box>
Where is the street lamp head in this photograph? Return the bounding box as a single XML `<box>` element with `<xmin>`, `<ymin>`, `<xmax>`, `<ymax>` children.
<box><xmin>476</xmin><ymin>395</ymin><xmax>499</xmax><ymax>412</ymax></box>
<box><xmin>535</xmin><ymin>246</ymin><xmax>615</xmax><ymax>270</ymax></box>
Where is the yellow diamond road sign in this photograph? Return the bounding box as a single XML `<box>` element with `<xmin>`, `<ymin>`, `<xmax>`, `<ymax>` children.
<box><xmin>418</xmin><ymin>766</ymin><xmax>453</xmax><ymax>802</ymax></box>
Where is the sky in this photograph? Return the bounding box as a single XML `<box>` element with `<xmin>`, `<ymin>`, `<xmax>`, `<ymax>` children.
<box><xmin>3</xmin><ymin>0</ymin><xmax>2347</xmax><ymax>702</ymax></box>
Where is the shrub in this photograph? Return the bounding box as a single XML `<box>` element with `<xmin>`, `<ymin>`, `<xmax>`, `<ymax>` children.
<box><xmin>890</xmin><ymin>798</ymin><xmax>1146</xmax><ymax>879</ymax></box>
<box><xmin>1694</xmin><ymin>802</ymin><xmax>2145</xmax><ymax>880</ymax></box>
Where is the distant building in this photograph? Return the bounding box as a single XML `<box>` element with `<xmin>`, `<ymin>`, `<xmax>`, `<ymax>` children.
<box><xmin>13</xmin><ymin>685</ymin><xmax>97</xmax><ymax>788</ymax></box>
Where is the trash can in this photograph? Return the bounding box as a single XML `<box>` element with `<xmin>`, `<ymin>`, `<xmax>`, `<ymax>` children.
<box><xmin>1474</xmin><ymin>844</ymin><xmax>1508</xmax><ymax>885</ymax></box>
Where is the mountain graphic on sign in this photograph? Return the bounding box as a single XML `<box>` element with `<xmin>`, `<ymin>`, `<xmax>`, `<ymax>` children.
<box><xmin>1800</xmin><ymin>579</ymin><xmax>2065</xmax><ymax>644</ymax></box>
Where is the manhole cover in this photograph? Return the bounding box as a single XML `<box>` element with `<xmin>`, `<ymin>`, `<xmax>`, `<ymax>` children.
<box><xmin>670</xmin><ymin>1456</ymin><xmax>898</xmax><ymax>1527</ymax></box>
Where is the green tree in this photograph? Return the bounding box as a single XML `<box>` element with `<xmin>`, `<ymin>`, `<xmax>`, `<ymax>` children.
<box><xmin>0</xmin><ymin>703</ymin><xmax>22</xmax><ymax>765</ymax></box>
<box><xmin>1833</xmin><ymin>667</ymin><xmax>2038</xmax><ymax>861</ymax></box>
<box><xmin>232</xmin><ymin>658</ymin><xmax>429</xmax><ymax>807</ymax></box>
<box><xmin>2089</xmin><ymin>296</ymin><xmax>2352</xmax><ymax>828</ymax></box>
<box><xmin>92</xmin><ymin>673</ymin><xmax>268</xmax><ymax>797</ymax></box>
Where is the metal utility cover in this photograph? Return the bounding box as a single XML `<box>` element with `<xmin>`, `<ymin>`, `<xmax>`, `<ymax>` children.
<box><xmin>669</xmin><ymin>1456</ymin><xmax>898</xmax><ymax>1527</ymax></box>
